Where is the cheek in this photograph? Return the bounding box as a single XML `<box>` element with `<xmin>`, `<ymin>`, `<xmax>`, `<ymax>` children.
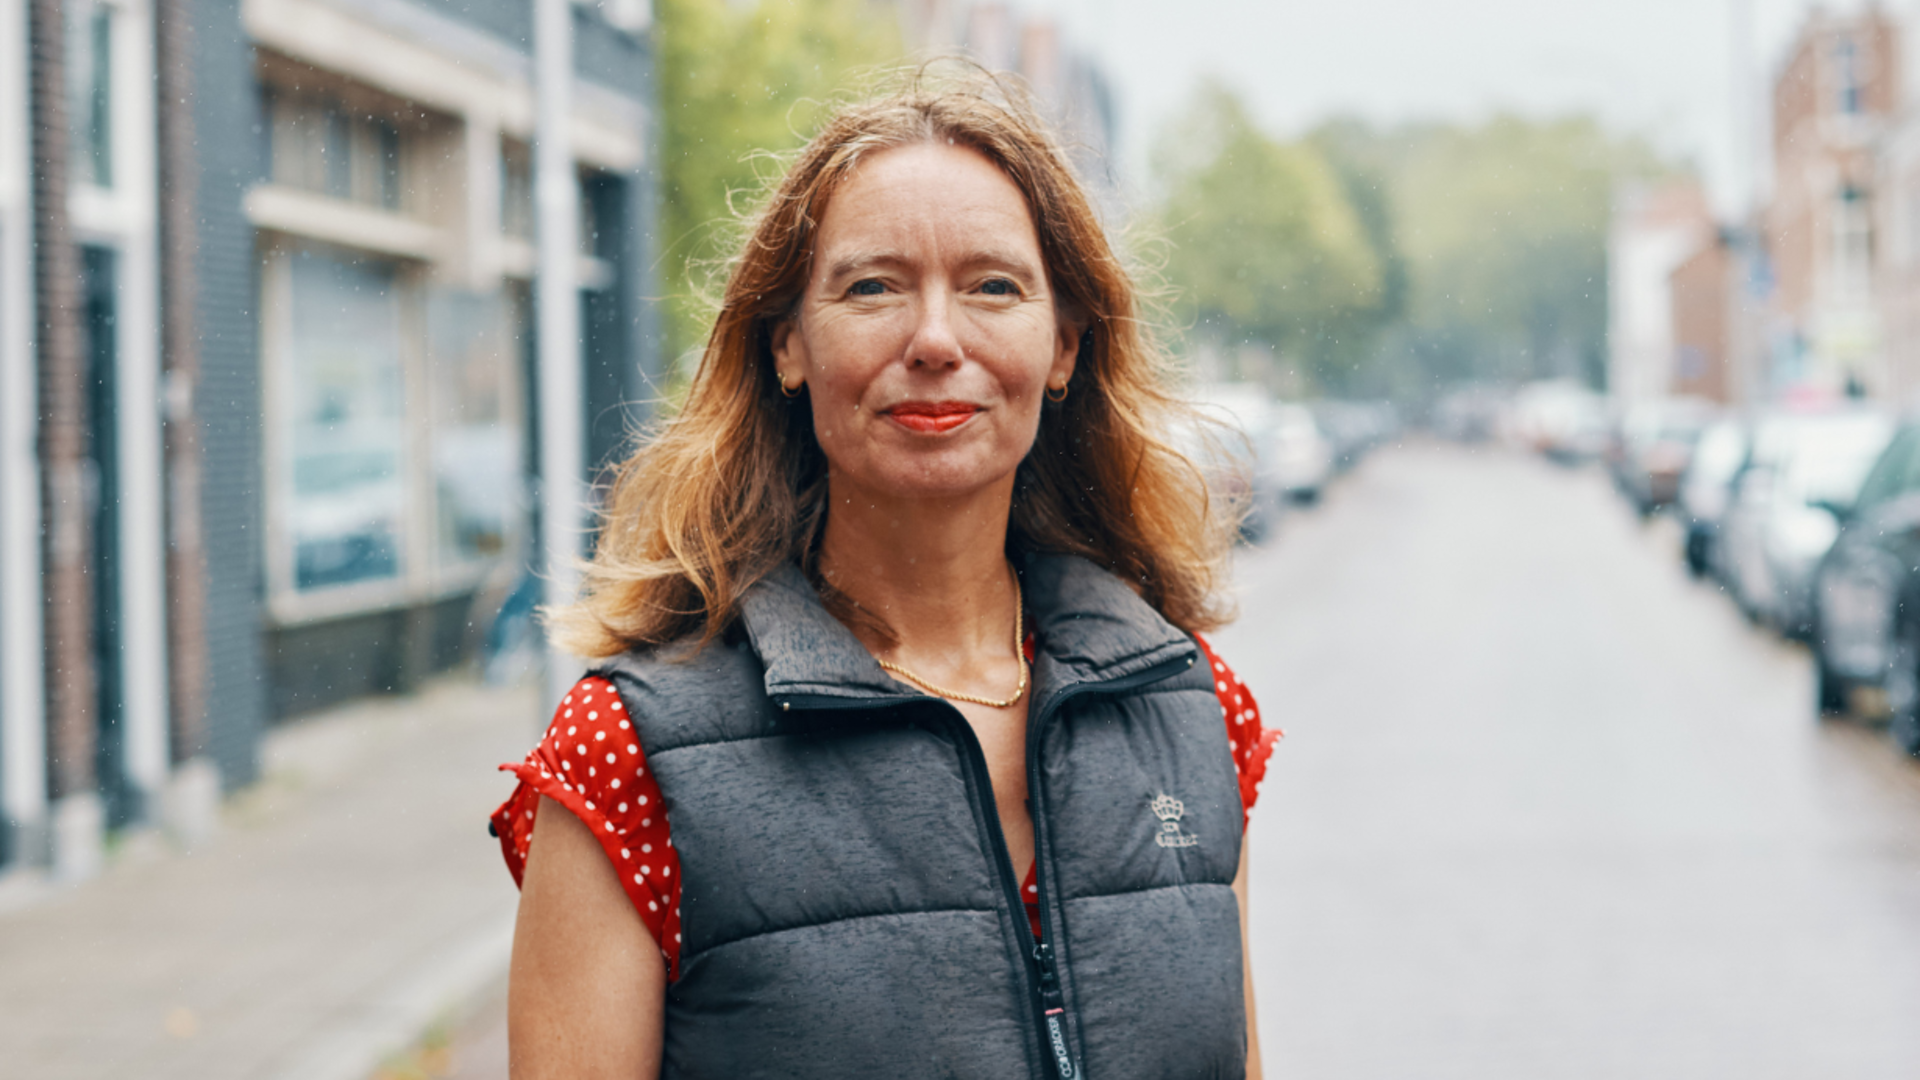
<box><xmin>977</xmin><ymin>310</ymin><xmax>1063</xmax><ymax>379</ymax></box>
<box><xmin>798</xmin><ymin>321</ymin><xmax>897</xmax><ymax>403</ymax></box>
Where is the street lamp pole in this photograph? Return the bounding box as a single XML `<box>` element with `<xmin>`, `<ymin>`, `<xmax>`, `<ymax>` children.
<box><xmin>534</xmin><ymin>0</ymin><xmax>584</xmax><ymax>706</ymax></box>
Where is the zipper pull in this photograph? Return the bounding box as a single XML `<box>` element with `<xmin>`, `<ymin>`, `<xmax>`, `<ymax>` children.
<box><xmin>1033</xmin><ymin>942</ymin><xmax>1078</xmax><ymax>1079</ymax></box>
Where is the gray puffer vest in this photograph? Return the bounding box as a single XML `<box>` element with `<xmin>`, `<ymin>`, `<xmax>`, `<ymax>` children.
<box><xmin>594</xmin><ymin>553</ymin><xmax>1246</xmax><ymax>1079</ymax></box>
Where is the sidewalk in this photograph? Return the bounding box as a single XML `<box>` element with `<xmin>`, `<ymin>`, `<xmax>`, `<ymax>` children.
<box><xmin>0</xmin><ymin>675</ymin><xmax>540</xmax><ymax>1080</ymax></box>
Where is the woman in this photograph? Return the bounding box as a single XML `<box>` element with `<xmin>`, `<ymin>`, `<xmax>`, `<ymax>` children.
<box><xmin>492</xmin><ymin>72</ymin><xmax>1278</xmax><ymax>1079</ymax></box>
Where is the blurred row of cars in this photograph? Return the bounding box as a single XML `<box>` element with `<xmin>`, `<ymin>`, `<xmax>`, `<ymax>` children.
<box><xmin>1613</xmin><ymin>396</ymin><xmax>1920</xmax><ymax>758</ymax></box>
<box><xmin>1435</xmin><ymin>379</ymin><xmax>1617</xmax><ymax>464</ymax></box>
<box><xmin>1185</xmin><ymin>383</ymin><xmax>1400</xmax><ymax>541</ymax></box>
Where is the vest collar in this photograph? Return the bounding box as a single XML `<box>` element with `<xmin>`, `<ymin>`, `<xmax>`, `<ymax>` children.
<box><xmin>738</xmin><ymin>554</ymin><xmax>1199</xmax><ymax>706</ymax></box>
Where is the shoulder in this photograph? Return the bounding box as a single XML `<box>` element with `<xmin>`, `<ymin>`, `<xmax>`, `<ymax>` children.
<box><xmin>589</xmin><ymin>627</ymin><xmax>774</xmax><ymax>755</ymax></box>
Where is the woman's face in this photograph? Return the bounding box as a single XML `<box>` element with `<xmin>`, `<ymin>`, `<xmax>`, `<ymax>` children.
<box><xmin>772</xmin><ymin>141</ymin><xmax>1079</xmax><ymax>504</ymax></box>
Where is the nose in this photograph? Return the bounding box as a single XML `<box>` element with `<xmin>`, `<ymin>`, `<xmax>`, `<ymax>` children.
<box><xmin>903</xmin><ymin>287</ymin><xmax>965</xmax><ymax>371</ymax></box>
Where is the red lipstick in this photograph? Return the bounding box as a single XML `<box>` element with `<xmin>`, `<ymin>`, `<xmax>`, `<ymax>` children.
<box><xmin>886</xmin><ymin>400</ymin><xmax>981</xmax><ymax>434</ymax></box>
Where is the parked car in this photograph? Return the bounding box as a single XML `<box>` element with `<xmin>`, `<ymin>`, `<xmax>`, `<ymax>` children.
<box><xmin>1268</xmin><ymin>403</ymin><xmax>1334</xmax><ymax>504</ymax></box>
<box><xmin>1811</xmin><ymin>419</ymin><xmax>1920</xmax><ymax>755</ymax></box>
<box><xmin>1433</xmin><ymin>383</ymin><xmax>1508</xmax><ymax>443</ymax></box>
<box><xmin>1507</xmin><ymin>380</ymin><xmax>1609</xmax><ymax>463</ymax></box>
<box><xmin>1314</xmin><ymin>399</ymin><xmax>1398</xmax><ymax>474</ymax></box>
<box><xmin>1611</xmin><ymin>397</ymin><xmax>1716</xmax><ymax>516</ymax></box>
<box><xmin>1677</xmin><ymin>418</ymin><xmax>1748</xmax><ymax>578</ymax></box>
<box><xmin>1185</xmin><ymin>383</ymin><xmax>1280</xmax><ymax>541</ymax></box>
<box><xmin>1717</xmin><ymin>409</ymin><xmax>1893</xmax><ymax>637</ymax></box>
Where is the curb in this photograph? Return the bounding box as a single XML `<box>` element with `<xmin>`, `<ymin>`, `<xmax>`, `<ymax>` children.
<box><xmin>270</xmin><ymin>915</ymin><xmax>516</xmax><ymax>1080</ymax></box>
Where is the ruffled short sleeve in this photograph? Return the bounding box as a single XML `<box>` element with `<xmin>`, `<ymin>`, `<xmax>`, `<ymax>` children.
<box><xmin>491</xmin><ymin>676</ymin><xmax>687</xmax><ymax>978</ymax></box>
<box><xmin>1195</xmin><ymin>635</ymin><xmax>1281</xmax><ymax>825</ymax></box>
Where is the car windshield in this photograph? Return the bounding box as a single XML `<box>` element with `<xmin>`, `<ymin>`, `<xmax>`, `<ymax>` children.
<box><xmin>1776</xmin><ymin>414</ymin><xmax>1896</xmax><ymax>507</ymax></box>
<box><xmin>1690</xmin><ymin>421</ymin><xmax>1747</xmax><ymax>484</ymax></box>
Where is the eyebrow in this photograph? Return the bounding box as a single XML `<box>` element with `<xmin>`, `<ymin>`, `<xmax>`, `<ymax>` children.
<box><xmin>821</xmin><ymin>251</ymin><xmax>909</xmax><ymax>282</ymax></box>
<box><xmin>820</xmin><ymin>249</ymin><xmax>1044</xmax><ymax>285</ymax></box>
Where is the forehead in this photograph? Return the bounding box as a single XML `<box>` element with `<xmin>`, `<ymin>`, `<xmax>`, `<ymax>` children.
<box><xmin>812</xmin><ymin>142</ymin><xmax>1042</xmax><ymax>264</ymax></box>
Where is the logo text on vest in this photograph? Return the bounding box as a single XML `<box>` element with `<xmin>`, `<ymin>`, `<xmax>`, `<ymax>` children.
<box><xmin>1151</xmin><ymin>793</ymin><xmax>1199</xmax><ymax>848</ymax></box>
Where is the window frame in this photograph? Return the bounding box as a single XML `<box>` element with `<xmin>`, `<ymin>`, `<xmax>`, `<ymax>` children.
<box><xmin>260</xmin><ymin>236</ymin><xmax>527</xmax><ymax>626</ymax></box>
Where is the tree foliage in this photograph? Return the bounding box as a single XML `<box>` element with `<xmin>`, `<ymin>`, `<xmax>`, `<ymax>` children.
<box><xmin>1154</xmin><ymin>84</ymin><xmax>1671</xmax><ymax>399</ymax></box>
<box><xmin>1364</xmin><ymin>116</ymin><xmax>1663</xmax><ymax>391</ymax></box>
<box><xmin>1153</xmin><ymin>84</ymin><xmax>1386</xmax><ymax>391</ymax></box>
<box><xmin>656</xmin><ymin>0</ymin><xmax>902</xmax><ymax>368</ymax></box>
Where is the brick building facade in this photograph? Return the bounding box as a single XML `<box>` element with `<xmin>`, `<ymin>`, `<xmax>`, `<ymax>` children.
<box><xmin>1668</xmin><ymin>230</ymin><xmax>1738</xmax><ymax>404</ymax></box>
<box><xmin>1765</xmin><ymin>6</ymin><xmax>1899</xmax><ymax>397</ymax></box>
<box><xmin>1607</xmin><ymin>181</ymin><xmax>1714</xmax><ymax>406</ymax></box>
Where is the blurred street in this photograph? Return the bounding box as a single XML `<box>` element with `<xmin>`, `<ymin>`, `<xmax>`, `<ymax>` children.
<box><xmin>1224</xmin><ymin>442</ymin><xmax>1920</xmax><ymax>1078</ymax></box>
<box><xmin>0</xmin><ymin>679</ymin><xmax>532</xmax><ymax>1080</ymax></box>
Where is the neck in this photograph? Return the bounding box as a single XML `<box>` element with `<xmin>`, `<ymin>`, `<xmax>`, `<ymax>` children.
<box><xmin>814</xmin><ymin>470</ymin><xmax>1019</xmax><ymax>663</ymax></box>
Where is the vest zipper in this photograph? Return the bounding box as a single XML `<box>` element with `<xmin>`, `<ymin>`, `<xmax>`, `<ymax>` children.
<box><xmin>775</xmin><ymin>644</ymin><xmax>1197</xmax><ymax>1080</ymax></box>
<box><xmin>1033</xmin><ymin>941</ymin><xmax>1076</xmax><ymax>1078</ymax></box>
<box><xmin>934</xmin><ymin>702</ymin><xmax>1072</xmax><ymax>1078</ymax></box>
<box><xmin>775</xmin><ymin>691</ymin><xmax>1056</xmax><ymax>1072</ymax></box>
<box><xmin>1021</xmin><ymin>649</ymin><xmax>1197</xmax><ymax>1080</ymax></box>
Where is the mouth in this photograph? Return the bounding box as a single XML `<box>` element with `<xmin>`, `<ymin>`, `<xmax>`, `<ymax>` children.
<box><xmin>884</xmin><ymin>400</ymin><xmax>983</xmax><ymax>434</ymax></box>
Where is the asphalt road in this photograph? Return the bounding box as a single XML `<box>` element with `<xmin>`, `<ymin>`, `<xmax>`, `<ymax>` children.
<box><xmin>1219</xmin><ymin>442</ymin><xmax>1920</xmax><ymax>1079</ymax></box>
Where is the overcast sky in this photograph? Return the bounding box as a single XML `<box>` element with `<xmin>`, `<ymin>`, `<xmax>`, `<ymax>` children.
<box><xmin>1016</xmin><ymin>0</ymin><xmax>1896</xmax><ymax>216</ymax></box>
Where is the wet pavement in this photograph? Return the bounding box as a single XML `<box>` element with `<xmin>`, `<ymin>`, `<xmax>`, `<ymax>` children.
<box><xmin>1220</xmin><ymin>442</ymin><xmax>1920</xmax><ymax>1078</ymax></box>
<box><xmin>0</xmin><ymin>677</ymin><xmax>534</xmax><ymax>1080</ymax></box>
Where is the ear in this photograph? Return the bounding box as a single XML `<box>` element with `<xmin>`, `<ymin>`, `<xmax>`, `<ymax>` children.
<box><xmin>770</xmin><ymin>315</ymin><xmax>803</xmax><ymax>386</ymax></box>
<box><xmin>1050</xmin><ymin>310</ymin><xmax>1085</xmax><ymax>389</ymax></box>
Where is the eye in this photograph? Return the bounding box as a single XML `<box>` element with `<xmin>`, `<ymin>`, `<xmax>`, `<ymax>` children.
<box><xmin>979</xmin><ymin>278</ymin><xmax>1019</xmax><ymax>297</ymax></box>
<box><xmin>849</xmin><ymin>279</ymin><xmax>886</xmax><ymax>297</ymax></box>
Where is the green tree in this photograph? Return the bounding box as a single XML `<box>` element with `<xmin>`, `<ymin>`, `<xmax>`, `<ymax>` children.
<box><xmin>656</xmin><ymin>0</ymin><xmax>902</xmax><ymax>370</ymax></box>
<box><xmin>1312</xmin><ymin>115</ymin><xmax>1668</xmax><ymax>395</ymax></box>
<box><xmin>1153</xmin><ymin>84</ymin><xmax>1388</xmax><ymax>394</ymax></box>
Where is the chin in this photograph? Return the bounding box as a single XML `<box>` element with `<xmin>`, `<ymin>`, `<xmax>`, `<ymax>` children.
<box><xmin>865</xmin><ymin>457</ymin><xmax>1019</xmax><ymax>502</ymax></box>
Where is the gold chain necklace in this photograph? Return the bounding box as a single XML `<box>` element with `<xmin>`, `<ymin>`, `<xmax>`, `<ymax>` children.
<box><xmin>875</xmin><ymin>579</ymin><xmax>1029</xmax><ymax>709</ymax></box>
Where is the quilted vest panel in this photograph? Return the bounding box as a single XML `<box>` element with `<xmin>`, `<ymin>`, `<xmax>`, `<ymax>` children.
<box><xmin>595</xmin><ymin>555</ymin><xmax>1246</xmax><ymax>1079</ymax></box>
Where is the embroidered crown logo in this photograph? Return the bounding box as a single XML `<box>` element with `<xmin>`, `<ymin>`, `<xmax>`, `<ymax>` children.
<box><xmin>1151</xmin><ymin>793</ymin><xmax>1199</xmax><ymax>848</ymax></box>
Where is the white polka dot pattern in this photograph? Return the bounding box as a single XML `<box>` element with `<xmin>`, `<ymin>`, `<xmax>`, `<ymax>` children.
<box><xmin>491</xmin><ymin>676</ymin><xmax>684</xmax><ymax>978</ymax></box>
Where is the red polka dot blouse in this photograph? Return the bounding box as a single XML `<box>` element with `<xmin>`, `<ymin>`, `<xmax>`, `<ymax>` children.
<box><xmin>492</xmin><ymin>634</ymin><xmax>1278</xmax><ymax>980</ymax></box>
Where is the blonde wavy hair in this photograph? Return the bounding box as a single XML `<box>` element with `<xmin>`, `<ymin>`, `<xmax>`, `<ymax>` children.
<box><xmin>549</xmin><ymin>68</ymin><xmax>1238</xmax><ymax>658</ymax></box>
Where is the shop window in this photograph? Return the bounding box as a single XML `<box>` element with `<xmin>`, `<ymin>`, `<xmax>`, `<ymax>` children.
<box><xmin>266</xmin><ymin>243</ymin><xmax>532</xmax><ymax>615</ymax></box>
<box><xmin>67</xmin><ymin>0</ymin><xmax>113</xmax><ymax>188</ymax></box>
<box><xmin>501</xmin><ymin>140</ymin><xmax>533</xmax><ymax>239</ymax></box>
<box><xmin>1835</xmin><ymin>37</ymin><xmax>1862</xmax><ymax>116</ymax></box>
<box><xmin>427</xmin><ymin>289</ymin><xmax>525</xmax><ymax>567</ymax></box>
<box><xmin>501</xmin><ymin>147</ymin><xmax>615</xmax><ymax>262</ymax></box>
<box><xmin>581</xmin><ymin>170</ymin><xmax>623</xmax><ymax>260</ymax></box>
<box><xmin>268</xmin><ymin>90</ymin><xmax>404</xmax><ymax>211</ymax></box>
<box><xmin>283</xmin><ymin>248</ymin><xmax>407</xmax><ymax>592</ymax></box>
<box><xmin>1833</xmin><ymin>185</ymin><xmax>1872</xmax><ymax>301</ymax></box>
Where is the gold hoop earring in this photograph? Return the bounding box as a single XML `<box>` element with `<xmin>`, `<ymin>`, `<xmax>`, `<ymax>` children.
<box><xmin>1045</xmin><ymin>382</ymin><xmax>1069</xmax><ymax>404</ymax></box>
<box><xmin>779</xmin><ymin>377</ymin><xmax>803</xmax><ymax>399</ymax></box>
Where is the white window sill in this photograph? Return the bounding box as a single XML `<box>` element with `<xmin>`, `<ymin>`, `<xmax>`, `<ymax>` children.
<box><xmin>246</xmin><ymin>184</ymin><xmax>441</xmax><ymax>263</ymax></box>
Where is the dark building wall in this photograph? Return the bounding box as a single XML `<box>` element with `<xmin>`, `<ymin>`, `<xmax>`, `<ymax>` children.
<box><xmin>267</xmin><ymin>593</ymin><xmax>478</xmax><ymax>719</ymax></box>
<box><xmin>397</xmin><ymin>0</ymin><xmax>648</xmax><ymax>101</ymax></box>
<box><xmin>190</xmin><ymin>0</ymin><xmax>268</xmax><ymax>788</ymax></box>
<box><xmin>584</xmin><ymin>166</ymin><xmax>661</xmax><ymax>473</ymax></box>
<box><xmin>30</xmin><ymin>0</ymin><xmax>99</xmax><ymax>804</ymax></box>
<box><xmin>402</xmin><ymin>0</ymin><xmax>528</xmax><ymax>51</ymax></box>
<box><xmin>155</xmin><ymin>0</ymin><xmax>213</xmax><ymax>770</ymax></box>
<box><xmin>574</xmin><ymin>11</ymin><xmax>650</xmax><ymax>99</ymax></box>
<box><xmin>623</xmin><ymin>148</ymin><xmax>662</xmax><ymax>425</ymax></box>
